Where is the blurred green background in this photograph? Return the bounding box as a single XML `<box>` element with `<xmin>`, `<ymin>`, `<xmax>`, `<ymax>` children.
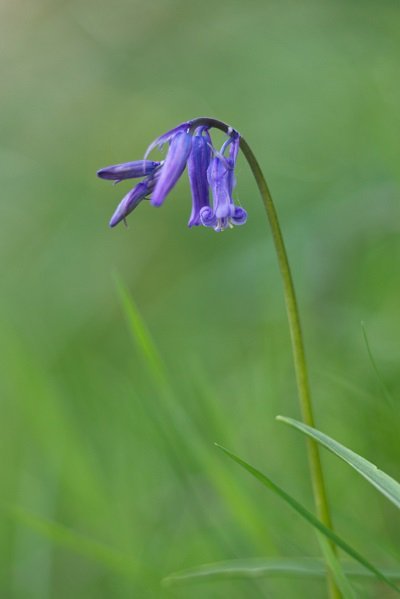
<box><xmin>1</xmin><ymin>0</ymin><xmax>400</xmax><ymax>597</ymax></box>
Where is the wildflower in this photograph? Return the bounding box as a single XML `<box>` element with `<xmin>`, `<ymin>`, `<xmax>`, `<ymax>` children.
<box><xmin>97</xmin><ymin>118</ymin><xmax>247</xmax><ymax>231</ymax></box>
<box><xmin>187</xmin><ymin>127</ymin><xmax>212</xmax><ymax>227</ymax></box>
<box><xmin>200</xmin><ymin>132</ymin><xmax>247</xmax><ymax>232</ymax></box>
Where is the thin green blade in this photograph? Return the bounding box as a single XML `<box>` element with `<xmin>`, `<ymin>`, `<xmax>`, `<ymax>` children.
<box><xmin>215</xmin><ymin>444</ymin><xmax>400</xmax><ymax>594</ymax></box>
<box><xmin>277</xmin><ymin>416</ymin><xmax>400</xmax><ymax>510</ymax></box>
<box><xmin>163</xmin><ymin>557</ymin><xmax>400</xmax><ymax>587</ymax></box>
<box><xmin>318</xmin><ymin>535</ymin><xmax>356</xmax><ymax>599</ymax></box>
<box><xmin>361</xmin><ymin>321</ymin><xmax>393</xmax><ymax>406</ymax></box>
<box><xmin>10</xmin><ymin>507</ymin><xmax>142</xmax><ymax>581</ymax></box>
<box><xmin>115</xmin><ymin>275</ymin><xmax>167</xmax><ymax>385</ymax></box>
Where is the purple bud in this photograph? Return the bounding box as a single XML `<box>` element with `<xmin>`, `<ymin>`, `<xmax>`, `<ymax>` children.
<box><xmin>188</xmin><ymin>127</ymin><xmax>212</xmax><ymax>227</ymax></box>
<box><xmin>151</xmin><ymin>131</ymin><xmax>192</xmax><ymax>207</ymax></box>
<box><xmin>109</xmin><ymin>174</ymin><xmax>158</xmax><ymax>227</ymax></box>
<box><xmin>97</xmin><ymin>160</ymin><xmax>160</xmax><ymax>181</ymax></box>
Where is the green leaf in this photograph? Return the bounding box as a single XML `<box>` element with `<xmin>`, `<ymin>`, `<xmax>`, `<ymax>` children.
<box><xmin>215</xmin><ymin>443</ymin><xmax>400</xmax><ymax>594</ymax></box>
<box><xmin>277</xmin><ymin>416</ymin><xmax>400</xmax><ymax>510</ymax></box>
<box><xmin>163</xmin><ymin>557</ymin><xmax>400</xmax><ymax>587</ymax></box>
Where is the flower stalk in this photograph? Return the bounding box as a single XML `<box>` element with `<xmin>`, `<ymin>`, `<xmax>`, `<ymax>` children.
<box><xmin>239</xmin><ymin>137</ymin><xmax>341</xmax><ymax>599</ymax></box>
<box><xmin>189</xmin><ymin>118</ymin><xmax>340</xmax><ymax>598</ymax></box>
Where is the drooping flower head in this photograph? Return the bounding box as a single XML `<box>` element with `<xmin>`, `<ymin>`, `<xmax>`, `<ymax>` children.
<box><xmin>200</xmin><ymin>132</ymin><xmax>247</xmax><ymax>232</ymax></box>
<box><xmin>97</xmin><ymin>118</ymin><xmax>247</xmax><ymax>231</ymax></box>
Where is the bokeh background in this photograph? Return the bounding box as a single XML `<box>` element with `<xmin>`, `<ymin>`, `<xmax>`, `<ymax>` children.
<box><xmin>1</xmin><ymin>0</ymin><xmax>400</xmax><ymax>597</ymax></box>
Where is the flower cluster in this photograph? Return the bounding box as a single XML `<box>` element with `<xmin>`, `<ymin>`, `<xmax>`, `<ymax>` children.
<box><xmin>97</xmin><ymin>119</ymin><xmax>247</xmax><ymax>232</ymax></box>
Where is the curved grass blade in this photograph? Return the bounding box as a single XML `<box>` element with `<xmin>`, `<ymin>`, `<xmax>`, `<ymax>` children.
<box><xmin>277</xmin><ymin>416</ymin><xmax>400</xmax><ymax>510</ymax></box>
<box><xmin>114</xmin><ymin>278</ymin><xmax>275</xmax><ymax>553</ymax></box>
<box><xmin>318</xmin><ymin>535</ymin><xmax>356</xmax><ymax>599</ymax></box>
<box><xmin>215</xmin><ymin>444</ymin><xmax>400</xmax><ymax>594</ymax></box>
<box><xmin>9</xmin><ymin>507</ymin><xmax>144</xmax><ymax>581</ymax></box>
<box><xmin>361</xmin><ymin>321</ymin><xmax>393</xmax><ymax>407</ymax></box>
<box><xmin>163</xmin><ymin>557</ymin><xmax>400</xmax><ymax>587</ymax></box>
<box><xmin>115</xmin><ymin>274</ymin><xmax>168</xmax><ymax>386</ymax></box>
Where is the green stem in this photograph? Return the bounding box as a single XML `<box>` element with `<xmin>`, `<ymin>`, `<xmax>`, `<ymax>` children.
<box><xmin>190</xmin><ymin>117</ymin><xmax>340</xmax><ymax>597</ymax></box>
<box><xmin>239</xmin><ymin>137</ymin><xmax>340</xmax><ymax>599</ymax></box>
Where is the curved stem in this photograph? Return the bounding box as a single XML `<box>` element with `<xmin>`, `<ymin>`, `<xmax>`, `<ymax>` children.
<box><xmin>240</xmin><ymin>138</ymin><xmax>341</xmax><ymax>599</ymax></box>
<box><xmin>191</xmin><ymin>117</ymin><xmax>340</xmax><ymax>597</ymax></box>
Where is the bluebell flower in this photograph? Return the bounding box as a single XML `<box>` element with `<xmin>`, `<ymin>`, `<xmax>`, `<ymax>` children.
<box><xmin>97</xmin><ymin>118</ymin><xmax>247</xmax><ymax>231</ymax></box>
<box><xmin>150</xmin><ymin>130</ymin><xmax>192</xmax><ymax>207</ymax></box>
<box><xmin>108</xmin><ymin>172</ymin><xmax>160</xmax><ymax>228</ymax></box>
<box><xmin>200</xmin><ymin>132</ymin><xmax>247</xmax><ymax>232</ymax></box>
<box><xmin>187</xmin><ymin>127</ymin><xmax>212</xmax><ymax>227</ymax></box>
<box><xmin>97</xmin><ymin>160</ymin><xmax>160</xmax><ymax>182</ymax></box>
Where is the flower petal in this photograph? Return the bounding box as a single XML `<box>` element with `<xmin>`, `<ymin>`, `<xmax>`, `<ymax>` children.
<box><xmin>188</xmin><ymin>127</ymin><xmax>212</xmax><ymax>227</ymax></box>
<box><xmin>207</xmin><ymin>156</ymin><xmax>232</xmax><ymax>219</ymax></box>
<box><xmin>227</xmin><ymin>133</ymin><xmax>240</xmax><ymax>195</ymax></box>
<box><xmin>151</xmin><ymin>131</ymin><xmax>192</xmax><ymax>207</ymax></box>
<box><xmin>231</xmin><ymin>206</ymin><xmax>247</xmax><ymax>225</ymax></box>
<box><xmin>109</xmin><ymin>173</ymin><xmax>159</xmax><ymax>227</ymax></box>
<box><xmin>144</xmin><ymin>122</ymin><xmax>191</xmax><ymax>159</ymax></box>
<box><xmin>109</xmin><ymin>183</ymin><xmax>147</xmax><ymax>228</ymax></box>
<box><xmin>97</xmin><ymin>160</ymin><xmax>160</xmax><ymax>181</ymax></box>
<box><xmin>199</xmin><ymin>206</ymin><xmax>217</xmax><ymax>227</ymax></box>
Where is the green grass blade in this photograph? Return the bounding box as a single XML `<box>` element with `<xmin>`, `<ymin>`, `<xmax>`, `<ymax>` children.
<box><xmin>114</xmin><ymin>280</ymin><xmax>275</xmax><ymax>553</ymax></box>
<box><xmin>277</xmin><ymin>416</ymin><xmax>400</xmax><ymax>510</ymax></box>
<box><xmin>163</xmin><ymin>557</ymin><xmax>400</xmax><ymax>587</ymax></box>
<box><xmin>318</xmin><ymin>535</ymin><xmax>357</xmax><ymax>599</ymax></box>
<box><xmin>115</xmin><ymin>275</ymin><xmax>167</xmax><ymax>385</ymax></box>
<box><xmin>361</xmin><ymin>321</ymin><xmax>393</xmax><ymax>406</ymax></box>
<box><xmin>215</xmin><ymin>443</ymin><xmax>400</xmax><ymax>594</ymax></box>
<box><xmin>10</xmin><ymin>507</ymin><xmax>146</xmax><ymax>582</ymax></box>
